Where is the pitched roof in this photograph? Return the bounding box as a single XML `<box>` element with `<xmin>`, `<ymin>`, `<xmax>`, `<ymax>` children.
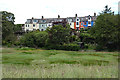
<box><xmin>25</xmin><ymin>16</ymin><xmax>97</xmax><ymax>24</ymax></box>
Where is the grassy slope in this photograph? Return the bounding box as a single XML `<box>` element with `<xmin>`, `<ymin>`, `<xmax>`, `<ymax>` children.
<box><xmin>2</xmin><ymin>48</ymin><xmax>119</xmax><ymax>78</ymax></box>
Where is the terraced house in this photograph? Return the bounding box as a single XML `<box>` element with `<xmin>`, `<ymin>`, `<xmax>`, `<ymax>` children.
<box><xmin>24</xmin><ymin>13</ymin><xmax>97</xmax><ymax>32</ymax></box>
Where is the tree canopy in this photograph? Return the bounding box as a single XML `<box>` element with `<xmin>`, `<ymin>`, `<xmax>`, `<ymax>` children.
<box><xmin>1</xmin><ymin>11</ymin><xmax>16</xmax><ymax>45</ymax></box>
<box><xmin>46</xmin><ymin>24</ymin><xmax>71</xmax><ymax>45</ymax></box>
<box><xmin>89</xmin><ymin>5</ymin><xmax>120</xmax><ymax>51</ymax></box>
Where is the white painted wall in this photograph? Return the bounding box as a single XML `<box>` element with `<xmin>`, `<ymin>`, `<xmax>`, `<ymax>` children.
<box><xmin>39</xmin><ymin>23</ymin><xmax>52</xmax><ymax>31</ymax></box>
<box><xmin>76</xmin><ymin>17</ymin><xmax>80</xmax><ymax>27</ymax></box>
<box><xmin>88</xmin><ymin>17</ymin><xmax>91</xmax><ymax>26</ymax></box>
<box><xmin>69</xmin><ymin>22</ymin><xmax>74</xmax><ymax>29</ymax></box>
<box><xmin>24</xmin><ymin>24</ymin><xmax>33</xmax><ymax>32</ymax></box>
<box><xmin>33</xmin><ymin>23</ymin><xmax>39</xmax><ymax>30</ymax></box>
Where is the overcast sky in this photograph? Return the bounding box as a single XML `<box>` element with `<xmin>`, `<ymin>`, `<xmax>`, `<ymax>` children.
<box><xmin>0</xmin><ymin>0</ymin><xmax>119</xmax><ymax>24</ymax></box>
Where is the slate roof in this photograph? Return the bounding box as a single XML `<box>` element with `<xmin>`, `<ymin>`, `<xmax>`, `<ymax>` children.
<box><xmin>25</xmin><ymin>16</ymin><xmax>97</xmax><ymax>24</ymax></box>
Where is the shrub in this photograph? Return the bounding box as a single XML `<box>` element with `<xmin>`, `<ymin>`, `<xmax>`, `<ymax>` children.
<box><xmin>69</xmin><ymin>35</ymin><xmax>80</xmax><ymax>42</ymax></box>
<box><xmin>46</xmin><ymin>24</ymin><xmax>71</xmax><ymax>45</ymax></box>
<box><xmin>45</xmin><ymin>43</ymin><xmax>81</xmax><ymax>51</ymax></box>
<box><xmin>20</xmin><ymin>31</ymin><xmax>48</xmax><ymax>48</ymax></box>
<box><xmin>34</xmin><ymin>31</ymin><xmax>48</xmax><ymax>47</ymax></box>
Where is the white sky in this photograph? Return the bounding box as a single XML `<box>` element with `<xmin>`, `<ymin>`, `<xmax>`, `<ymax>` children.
<box><xmin>0</xmin><ymin>0</ymin><xmax>119</xmax><ymax>24</ymax></box>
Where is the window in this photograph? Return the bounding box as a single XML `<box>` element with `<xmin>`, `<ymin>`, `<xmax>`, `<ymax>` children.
<box><xmin>33</xmin><ymin>24</ymin><xmax>35</xmax><ymax>27</ymax></box>
<box><xmin>42</xmin><ymin>25</ymin><xmax>43</xmax><ymax>27</ymax></box>
<box><xmin>88</xmin><ymin>21</ymin><xmax>91</xmax><ymax>24</ymax></box>
<box><xmin>41</xmin><ymin>29</ymin><xmax>44</xmax><ymax>31</ymax></box>
<box><xmin>26</xmin><ymin>25</ymin><xmax>27</xmax><ymax>27</ymax></box>
<box><xmin>33</xmin><ymin>20</ymin><xmax>38</xmax><ymax>22</ymax></box>
<box><xmin>43</xmin><ymin>20</ymin><xmax>46</xmax><ymax>22</ymax></box>
<box><xmin>70</xmin><ymin>23</ymin><xmax>71</xmax><ymax>25</ymax></box>
<box><xmin>81</xmin><ymin>23</ymin><xmax>83</xmax><ymax>25</ymax></box>
<box><xmin>33</xmin><ymin>20</ymin><xmax>36</xmax><ymax>22</ymax></box>
<box><xmin>77</xmin><ymin>19</ymin><xmax>79</xmax><ymax>21</ymax></box>
<box><xmin>28</xmin><ymin>25</ymin><xmax>29</xmax><ymax>27</ymax></box>
<box><xmin>77</xmin><ymin>22</ymin><xmax>79</xmax><ymax>25</ymax></box>
<box><xmin>88</xmin><ymin>18</ymin><xmax>90</xmax><ymax>20</ymax></box>
<box><xmin>27</xmin><ymin>20</ymin><xmax>31</xmax><ymax>23</ymax></box>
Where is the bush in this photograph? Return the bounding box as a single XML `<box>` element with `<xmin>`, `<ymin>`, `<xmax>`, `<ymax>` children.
<box><xmin>62</xmin><ymin>43</ymin><xmax>81</xmax><ymax>51</ymax></box>
<box><xmin>80</xmin><ymin>32</ymin><xmax>95</xmax><ymax>44</ymax></box>
<box><xmin>20</xmin><ymin>31</ymin><xmax>48</xmax><ymax>48</ymax></box>
<box><xmin>69</xmin><ymin>35</ymin><xmax>80</xmax><ymax>42</ymax></box>
<box><xmin>34</xmin><ymin>31</ymin><xmax>48</xmax><ymax>47</ymax></box>
<box><xmin>45</xmin><ymin>43</ymin><xmax>81</xmax><ymax>51</ymax></box>
<box><xmin>86</xmin><ymin>44</ymin><xmax>96</xmax><ymax>50</ymax></box>
<box><xmin>46</xmin><ymin>24</ymin><xmax>71</xmax><ymax>45</ymax></box>
<box><xmin>20</xmin><ymin>32</ymin><xmax>35</xmax><ymax>47</ymax></box>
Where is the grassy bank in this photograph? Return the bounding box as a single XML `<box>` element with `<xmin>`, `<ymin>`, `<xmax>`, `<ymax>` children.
<box><xmin>2</xmin><ymin>47</ymin><xmax>119</xmax><ymax>78</ymax></box>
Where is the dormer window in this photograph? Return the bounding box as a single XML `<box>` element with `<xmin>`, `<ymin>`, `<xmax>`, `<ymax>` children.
<box><xmin>33</xmin><ymin>24</ymin><xmax>35</xmax><ymax>27</ymax></box>
<box><xmin>88</xmin><ymin>21</ymin><xmax>91</xmax><ymax>24</ymax></box>
<box><xmin>81</xmin><ymin>23</ymin><xmax>83</xmax><ymax>25</ymax></box>
<box><xmin>77</xmin><ymin>22</ymin><xmax>79</xmax><ymax>25</ymax></box>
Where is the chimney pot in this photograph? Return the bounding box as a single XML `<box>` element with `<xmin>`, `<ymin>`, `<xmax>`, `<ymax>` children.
<box><xmin>94</xmin><ymin>13</ymin><xmax>96</xmax><ymax>16</ymax></box>
<box><xmin>58</xmin><ymin>15</ymin><xmax>60</xmax><ymax>18</ymax></box>
<box><xmin>42</xmin><ymin>16</ymin><xmax>44</xmax><ymax>19</ymax></box>
<box><xmin>75</xmin><ymin>14</ymin><xmax>77</xmax><ymax>17</ymax></box>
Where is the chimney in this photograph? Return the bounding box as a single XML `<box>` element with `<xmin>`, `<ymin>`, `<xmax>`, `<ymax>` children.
<box><xmin>75</xmin><ymin>14</ymin><xmax>77</xmax><ymax>17</ymax></box>
<box><xmin>32</xmin><ymin>17</ymin><xmax>34</xmax><ymax>19</ymax></box>
<box><xmin>94</xmin><ymin>13</ymin><xmax>96</xmax><ymax>16</ymax></box>
<box><xmin>42</xmin><ymin>16</ymin><xmax>44</xmax><ymax>19</ymax></box>
<box><xmin>58</xmin><ymin>15</ymin><xmax>60</xmax><ymax>18</ymax></box>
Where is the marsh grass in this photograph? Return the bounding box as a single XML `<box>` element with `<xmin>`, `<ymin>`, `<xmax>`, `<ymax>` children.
<box><xmin>2</xmin><ymin>64</ymin><xmax>118</xmax><ymax>78</ymax></box>
<box><xmin>2</xmin><ymin>47</ymin><xmax>119</xmax><ymax>78</ymax></box>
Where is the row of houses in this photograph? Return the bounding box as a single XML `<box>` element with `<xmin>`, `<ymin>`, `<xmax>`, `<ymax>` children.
<box><xmin>24</xmin><ymin>13</ymin><xmax>97</xmax><ymax>32</ymax></box>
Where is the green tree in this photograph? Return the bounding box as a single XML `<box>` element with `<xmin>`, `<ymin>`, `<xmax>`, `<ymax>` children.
<box><xmin>102</xmin><ymin>5</ymin><xmax>113</xmax><ymax>14</ymax></box>
<box><xmin>1</xmin><ymin>11</ymin><xmax>15</xmax><ymax>45</ymax></box>
<box><xmin>89</xmin><ymin>6</ymin><xmax>119</xmax><ymax>51</ymax></box>
<box><xmin>34</xmin><ymin>31</ymin><xmax>48</xmax><ymax>47</ymax></box>
<box><xmin>46</xmin><ymin>24</ymin><xmax>71</xmax><ymax>46</ymax></box>
<box><xmin>14</xmin><ymin>24</ymin><xmax>23</xmax><ymax>32</ymax></box>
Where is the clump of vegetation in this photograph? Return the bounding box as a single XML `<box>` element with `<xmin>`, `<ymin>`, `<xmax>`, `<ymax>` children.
<box><xmin>89</xmin><ymin>5</ymin><xmax>120</xmax><ymax>51</ymax></box>
<box><xmin>20</xmin><ymin>31</ymin><xmax>48</xmax><ymax>48</ymax></box>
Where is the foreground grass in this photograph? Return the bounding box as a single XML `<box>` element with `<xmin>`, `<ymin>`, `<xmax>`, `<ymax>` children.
<box><xmin>2</xmin><ymin>47</ymin><xmax>119</xmax><ymax>78</ymax></box>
